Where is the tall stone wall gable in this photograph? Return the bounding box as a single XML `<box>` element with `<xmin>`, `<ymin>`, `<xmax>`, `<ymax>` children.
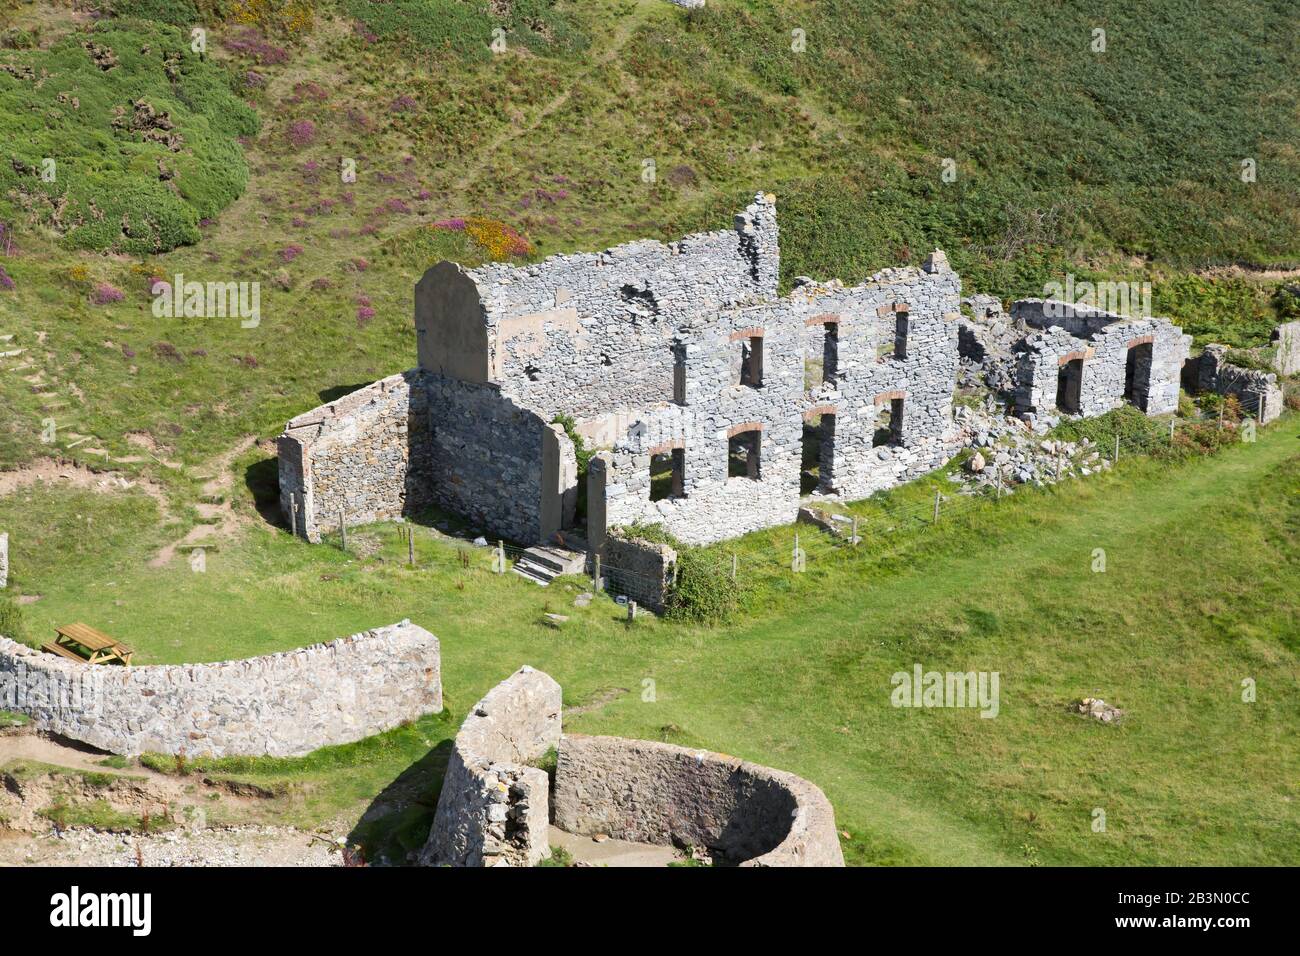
<box><xmin>553</xmin><ymin>734</ymin><xmax>845</xmax><ymax>867</ymax></box>
<box><xmin>0</xmin><ymin>622</ymin><xmax>441</xmax><ymax>758</ymax></box>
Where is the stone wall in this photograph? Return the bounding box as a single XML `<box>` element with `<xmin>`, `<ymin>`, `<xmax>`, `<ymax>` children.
<box><xmin>553</xmin><ymin>735</ymin><xmax>845</xmax><ymax>866</ymax></box>
<box><xmin>423</xmin><ymin>375</ymin><xmax>574</xmax><ymax>543</ymax></box>
<box><xmin>597</xmin><ymin>257</ymin><xmax>962</xmax><ymax>544</ymax></box>
<box><xmin>1197</xmin><ymin>344</ymin><xmax>1284</xmax><ymax>424</ymax></box>
<box><xmin>602</xmin><ymin>533</ymin><xmax>678</xmax><ymax>613</ymax></box>
<box><xmin>420</xmin><ymin>665</ymin><xmax>561</xmax><ymax>867</ymax></box>
<box><xmin>455</xmin><ymin>194</ymin><xmax>780</xmax><ymax>427</ymax></box>
<box><xmin>1273</xmin><ymin>322</ymin><xmax>1300</xmax><ymax>376</ymax></box>
<box><xmin>0</xmin><ymin>621</ymin><xmax>442</xmax><ymax>757</ymax></box>
<box><xmin>1011</xmin><ymin>301</ymin><xmax>1190</xmax><ymax>423</ymax></box>
<box><xmin>279</xmin><ymin>371</ymin><xmax>432</xmax><ymax>542</ymax></box>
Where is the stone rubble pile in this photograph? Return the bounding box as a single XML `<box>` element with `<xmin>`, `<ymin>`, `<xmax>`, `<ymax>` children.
<box><xmin>950</xmin><ymin>404</ymin><xmax>1110</xmax><ymax>492</ymax></box>
<box><xmin>1071</xmin><ymin>697</ymin><xmax>1124</xmax><ymax>724</ymax></box>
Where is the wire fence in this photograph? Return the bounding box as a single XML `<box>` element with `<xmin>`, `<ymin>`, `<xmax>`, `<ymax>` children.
<box><xmin>319</xmin><ymin>412</ymin><xmax>1262</xmax><ymax>598</ymax></box>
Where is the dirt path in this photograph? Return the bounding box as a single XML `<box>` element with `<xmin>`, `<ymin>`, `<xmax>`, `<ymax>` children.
<box><xmin>149</xmin><ymin>434</ymin><xmax>260</xmax><ymax>568</ymax></box>
<box><xmin>448</xmin><ymin>0</ymin><xmax>660</xmax><ymax>200</ymax></box>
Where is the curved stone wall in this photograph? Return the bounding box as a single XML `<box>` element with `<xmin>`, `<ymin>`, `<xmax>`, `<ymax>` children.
<box><xmin>553</xmin><ymin>734</ymin><xmax>844</xmax><ymax>866</ymax></box>
<box><xmin>420</xmin><ymin>665</ymin><xmax>561</xmax><ymax>867</ymax></box>
<box><xmin>0</xmin><ymin>621</ymin><xmax>441</xmax><ymax>758</ymax></box>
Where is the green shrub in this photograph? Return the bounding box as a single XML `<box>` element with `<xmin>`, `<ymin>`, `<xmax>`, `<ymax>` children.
<box><xmin>107</xmin><ymin>0</ymin><xmax>201</xmax><ymax>25</ymax></box>
<box><xmin>0</xmin><ymin>21</ymin><xmax>259</xmax><ymax>253</ymax></box>
<box><xmin>1153</xmin><ymin>275</ymin><xmax>1276</xmax><ymax>349</ymax></box>
<box><xmin>1051</xmin><ymin>405</ymin><xmax>1165</xmax><ymax>448</ymax></box>
<box><xmin>0</xmin><ymin>595</ymin><xmax>24</xmax><ymax>641</ymax></box>
<box><xmin>343</xmin><ymin>0</ymin><xmax>585</xmax><ymax>61</ymax></box>
<box><xmin>611</xmin><ymin>522</ymin><xmax>749</xmax><ymax>624</ymax></box>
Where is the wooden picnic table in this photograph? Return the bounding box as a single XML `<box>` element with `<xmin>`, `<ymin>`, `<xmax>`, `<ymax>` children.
<box><xmin>41</xmin><ymin>622</ymin><xmax>134</xmax><ymax>666</ymax></box>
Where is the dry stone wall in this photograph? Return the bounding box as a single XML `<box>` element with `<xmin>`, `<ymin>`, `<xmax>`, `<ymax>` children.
<box><xmin>0</xmin><ymin>621</ymin><xmax>442</xmax><ymax>757</ymax></box>
<box><xmin>279</xmin><ymin>371</ymin><xmax>432</xmax><ymax>542</ymax></box>
<box><xmin>1197</xmin><ymin>344</ymin><xmax>1284</xmax><ymax>423</ymax></box>
<box><xmin>553</xmin><ymin>734</ymin><xmax>845</xmax><ymax>866</ymax></box>
<box><xmin>602</xmin><ymin>533</ymin><xmax>677</xmax><ymax>613</ymax></box>
<box><xmin>420</xmin><ymin>665</ymin><xmax>561</xmax><ymax>867</ymax></box>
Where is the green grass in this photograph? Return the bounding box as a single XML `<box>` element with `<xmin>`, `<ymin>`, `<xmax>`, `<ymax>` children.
<box><xmin>1</xmin><ymin>0</ymin><xmax>1298</xmax><ymax>867</ymax></box>
<box><xmin>5</xmin><ymin>418</ymin><xmax>1296</xmax><ymax>865</ymax></box>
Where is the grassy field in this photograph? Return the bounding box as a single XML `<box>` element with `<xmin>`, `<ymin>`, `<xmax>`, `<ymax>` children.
<box><xmin>1</xmin><ymin>0</ymin><xmax>1298</xmax><ymax>866</ymax></box>
<box><xmin>3</xmin><ymin>417</ymin><xmax>1296</xmax><ymax>866</ymax></box>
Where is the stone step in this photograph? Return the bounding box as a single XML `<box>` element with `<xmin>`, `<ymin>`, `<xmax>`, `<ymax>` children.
<box><xmin>511</xmin><ymin>561</ymin><xmax>556</xmax><ymax>586</ymax></box>
<box><xmin>522</xmin><ymin>544</ymin><xmax>586</xmax><ymax>575</ymax></box>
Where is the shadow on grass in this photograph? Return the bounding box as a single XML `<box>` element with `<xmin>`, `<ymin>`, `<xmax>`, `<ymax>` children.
<box><xmin>318</xmin><ymin>382</ymin><xmax>374</xmax><ymax>404</ymax></box>
<box><xmin>347</xmin><ymin>738</ymin><xmax>453</xmax><ymax>866</ymax></box>
<box><xmin>243</xmin><ymin>454</ymin><xmax>286</xmax><ymax>529</ymax></box>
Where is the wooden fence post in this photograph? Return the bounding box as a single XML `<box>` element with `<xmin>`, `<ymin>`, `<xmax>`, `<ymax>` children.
<box><xmin>339</xmin><ymin>510</ymin><xmax>347</xmax><ymax>552</ymax></box>
<box><xmin>289</xmin><ymin>493</ymin><xmax>298</xmax><ymax>538</ymax></box>
<box><xmin>731</xmin><ymin>553</ymin><xmax>738</xmax><ymax>581</ymax></box>
<box><xmin>933</xmin><ymin>489</ymin><xmax>941</xmax><ymax>523</ymax></box>
<box><xmin>1113</xmin><ymin>434</ymin><xmax>1120</xmax><ymax>463</ymax></box>
<box><xmin>408</xmin><ymin>527</ymin><xmax>415</xmax><ymax>567</ymax></box>
<box><xmin>592</xmin><ymin>554</ymin><xmax>601</xmax><ymax>591</ymax></box>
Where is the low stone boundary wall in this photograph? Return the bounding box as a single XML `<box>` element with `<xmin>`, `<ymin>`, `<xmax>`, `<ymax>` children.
<box><xmin>0</xmin><ymin>621</ymin><xmax>441</xmax><ymax>757</ymax></box>
<box><xmin>420</xmin><ymin>665</ymin><xmax>561</xmax><ymax>867</ymax></box>
<box><xmin>553</xmin><ymin>735</ymin><xmax>845</xmax><ymax>866</ymax></box>
<box><xmin>602</xmin><ymin>533</ymin><xmax>677</xmax><ymax>613</ymax></box>
<box><xmin>1198</xmin><ymin>344</ymin><xmax>1284</xmax><ymax>424</ymax></box>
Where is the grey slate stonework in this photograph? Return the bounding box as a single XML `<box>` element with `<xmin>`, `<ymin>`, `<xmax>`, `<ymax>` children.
<box><xmin>1271</xmin><ymin>322</ymin><xmax>1300</xmax><ymax>377</ymax></box>
<box><xmin>0</xmin><ymin>621</ymin><xmax>441</xmax><ymax>757</ymax></box>
<box><xmin>420</xmin><ymin>666</ymin><xmax>845</xmax><ymax>867</ymax></box>
<box><xmin>1197</xmin><ymin>344</ymin><xmax>1284</xmax><ymax>423</ymax></box>
<box><xmin>420</xmin><ymin>665</ymin><xmax>561</xmax><ymax>867</ymax></box>
<box><xmin>554</xmin><ymin>734</ymin><xmax>845</xmax><ymax>866</ymax></box>
<box><xmin>603</xmin><ymin>533</ymin><xmax>678</xmax><ymax>613</ymax></box>
<box><xmin>279</xmin><ymin>371</ymin><xmax>432</xmax><ymax>542</ymax></box>
<box><xmin>1010</xmin><ymin>299</ymin><xmax>1190</xmax><ymax>422</ymax></box>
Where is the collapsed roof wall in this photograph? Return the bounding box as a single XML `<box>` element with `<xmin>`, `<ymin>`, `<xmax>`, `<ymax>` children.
<box><xmin>413</xmin><ymin>194</ymin><xmax>780</xmax><ymax>423</ymax></box>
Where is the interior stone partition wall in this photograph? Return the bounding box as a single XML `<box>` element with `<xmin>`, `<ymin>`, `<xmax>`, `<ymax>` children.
<box><xmin>0</xmin><ymin>621</ymin><xmax>441</xmax><ymax>757</ymax></box>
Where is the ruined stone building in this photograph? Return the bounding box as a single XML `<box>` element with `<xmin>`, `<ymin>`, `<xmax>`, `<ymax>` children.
<box><xmin>278</xmin><ymin>192</ymin><xmax>1190</xmax><ymax>552</ymax></box>
<box><xmin>279</xmin><ymin>194</ymin><xmax>965</xmax><ymax>547</ymax></box>
<box><xmin>1008</xmin><ymin>299</ymin><xmax>1191</xmax><ymax>423</ymax></box>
